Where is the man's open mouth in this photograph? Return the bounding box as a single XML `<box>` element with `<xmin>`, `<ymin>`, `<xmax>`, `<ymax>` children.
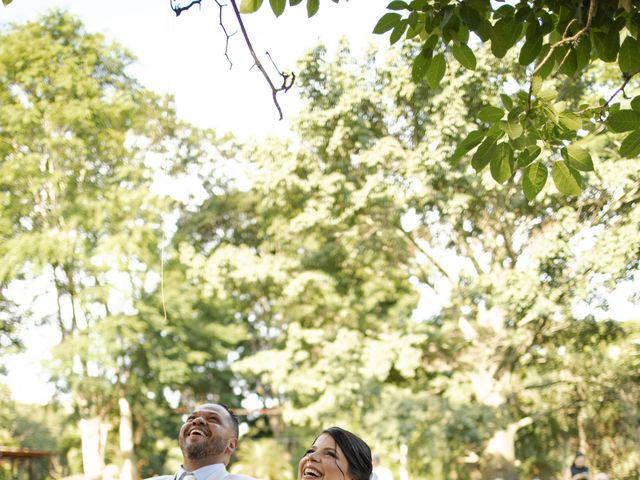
<box><xmin>188</xmin><ymin>428</ymin><xmax>207</xmax><ymax>438</ymax></box>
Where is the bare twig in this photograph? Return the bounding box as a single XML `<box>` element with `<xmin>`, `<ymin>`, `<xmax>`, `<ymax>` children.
<box><xmin>170</xmin><ymin>0</ymin><xmax>203</xmax><ymax>16</ymax></box>
<box><xmin>574</xmin><ymin>71</ymin><xmax>638</xmax><ymax>118</ymax></box>
<box><xmin>602</xmin><ymin>72</ymin><xmax>636</xmax><ymax>109</ymax></box>
<box><xmin>229</xmin><ymin>0</ymin><xmax>293</xmax><ymax>120</ymax></box>
<box><xmin>169</xmin><ymin>0</ymin><xmax>295</xmax><ymax>119</ymax></box>
<box><xmin>214</xmin><ymin>0</ymin><xmax>236</xmax><ymax>69</ymax></box>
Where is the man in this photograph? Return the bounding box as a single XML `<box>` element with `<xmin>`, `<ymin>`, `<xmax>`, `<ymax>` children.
<box><xmin>146</xmin><ymin>403</ymin><xmax>256</xmax><ymax>480</ymax></box>
<box><xmin>371</xmin><ymin>454</ymin><xmax>393</xmax><ymax>480</ymax></box>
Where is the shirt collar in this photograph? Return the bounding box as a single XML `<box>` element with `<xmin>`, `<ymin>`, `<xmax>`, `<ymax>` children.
<box><xmin>176</xmin><ymin>463</ymin><xmax>226</xmax><ymax>480</ymax></box>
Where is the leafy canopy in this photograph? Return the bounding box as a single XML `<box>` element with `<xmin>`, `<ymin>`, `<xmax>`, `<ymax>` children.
<box><xmin>224</xmin><ymin>0</ymin><xmax>640</xmax><ymax>199</ymax></box>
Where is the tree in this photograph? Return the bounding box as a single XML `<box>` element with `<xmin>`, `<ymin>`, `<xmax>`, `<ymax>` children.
<box><xmin>6</xmin><ymin>0</ymin><xmax>637</xmax><ymax>198</ymax></box>
<box><xmin>0</xmin><ymin>11</ymin><xmax>246</xmax><ymax>480</ymax></box>
<box><xmin>179</xmin><ymin>40</ymin><xmax>640</xmax><ymax>479</ymax></box>
<box><xmin>241</xmin><ymin>0</ymin><xmax>640</xmax><ymax>199</ymax></box>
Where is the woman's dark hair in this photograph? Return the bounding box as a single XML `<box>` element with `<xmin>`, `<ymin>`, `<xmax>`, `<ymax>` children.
<box><xmin>320</xmin><ymin>426</ymin><xmax>372</xmax><ymax>480</ymax></box>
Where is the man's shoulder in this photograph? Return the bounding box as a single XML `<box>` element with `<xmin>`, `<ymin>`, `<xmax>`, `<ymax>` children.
<box><xmin>225</xmin><ymin>475</ymin><xmax>257</xmax><ymax>480</ymax></box>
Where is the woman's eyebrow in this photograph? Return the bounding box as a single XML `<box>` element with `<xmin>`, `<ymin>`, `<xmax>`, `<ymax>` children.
<box><xmin>319</xmin><ymin>447</ymin><xmax>337</xmax><ymax>453</ymax></box>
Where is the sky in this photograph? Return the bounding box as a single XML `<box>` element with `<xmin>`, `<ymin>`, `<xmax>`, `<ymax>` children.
<box><xmin>1</xmin><ymin>0</ymin><xmax>390</xmax><ymax>404</ymax></box>
<box><xmin>2</xmin><ymin>0</ymin><xmax>388</xmax><ymax>139</ymax></box>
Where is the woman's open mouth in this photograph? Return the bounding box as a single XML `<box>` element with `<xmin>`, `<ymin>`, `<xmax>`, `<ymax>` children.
<box><xmin>303</xmin><ymin>466</ymin><xmax>322</xmax><ymax>479</ymax></box>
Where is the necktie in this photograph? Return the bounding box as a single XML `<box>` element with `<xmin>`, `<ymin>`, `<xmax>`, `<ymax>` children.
<box><xmin>179</xmin><ymin>473</ymin><xmax>197</xmax><ymax>480</ymax></box>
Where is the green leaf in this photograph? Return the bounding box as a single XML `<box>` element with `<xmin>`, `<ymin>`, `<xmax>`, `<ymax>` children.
<box><xmin>240</xmin><ymin>0</ymin><xmax>264</xmax><ymax>14</ymax></box>
<box><xmin>471</xmin><ymin>136</ymin><xmax>498</xmax><ymax>172</ymax></box>
<box><xmin>411</xmin><ymin>51</ymin><xmax>431</xmax><ymax>83</ymax></box>
<box><xmin>500</xmin><ymin>94</ymin><xmax>513</xmax><ymax>110</ymax></box>
<box><xmin>500</xmin><ymin>120</ymin><xmax>523</xmax><ymax>139</ymax></box>
<box><xmin>460</xmin><ymin>4</ymin><xmax>481</xmax><ymax>30</ymax></box>
<box><xmin>522</xmin><ymin>161</ymin><xmax>548</xmax><ymax>200</ymax></box>
<box><xmin>593</xmin><ymin>28</ymin><xmax>620</xmax><ymax>63</ymax></box>
<box><xmin>606</xmin><ymin>110</ymin><xmax>640</xmax><ymax>133</ymax></box>
<box><xmin>390</xmin><ymin>20</ymin><xmax>409</xmax><ymax>45</ymax></box>
<box><xmin>575</xmin><ymin>36</ymin><xmax>591</xmax><ymax>70</ymax></box>
<box><xmin>631</xmin><ymin>96</ymin><xmax>640</xmax><ymax>113</ymax></box>
<box><xmin>619</xmin><ymin>36</ymin><xmax>640</xmax><ymax>74</ymax></box>
<box><xmin>452</xmin><ymin>42</ymin><xmax>476</xmax><ymax>70</ymax></box>
<box><xmin>478</xmin><ymin>105</ymin><xmax>504</xmax><ymax>123</ymax></box>
<box><xmin>490</xmin><ymin>143</ymin><xmax>513</xmax><ymax>184</ymax></box>
<box><xmin>387</xmin><ymin>0</ymin><xmax>409</xmax><ymax>10</ymax></box>
<box><xmin>426</xmin><ymin>53</ymin><xmax>446</xmax><ymax>88</ymax></box>
<box><xmin>552</xmin><ymin>161</ymin><xmax>582</xmax><ymax>195</ymax></box>
<box><xmin>559</xmin><ymin>112</ymin><xmax>582</xmax><ymax>131</ymax></box>
<box><xmin>307</xmin><ymin>0</ymin><xmax>319</xmax><ymax>17</ymax></box>
<box><xmin>517</xmin><ymin>145</ymin><xmax>542</xmax><ymax>168</ymax></box>
<box><xmin>558</xmin><ymin>47</ymin><xmax>578</xmax><ymax>77</ymax></box>
<box><xmin>270</xmin><ymin>0</ymin><xmax>286</xmax><ymax>16</ymax></box>
<box><xmin>519</xmin><ymin>33</ymin><xmax>542</xmax><ymax>66</ymax></box>
<box><xmin>565</xmin><ymin>144</ymin><xmax>593</xmax><ymax>171</ymax></box>
<box><xmin>373</xmin><ymin>12</ymin><xmax>402</xmax><ymax>34</ymax></box>
<box><xmin>535</xmin><ymin>44</ymin><xmax>554</xmax><ymax>79</ymax></box>
<box><xmin>619</xmin><ymin>129</ymin><xmax>640</xmax><ymax>158</ymax></box>
<box><xmin>490</xmin><ymin>17</ymin><xmax>520</xmax><ymax>58</ymax></box>
<box><xmin>537</xmin><ymin>88</ymin><xmax>557</xmax><ymax>102</ymax></box>
<box><xmin>452</xmin><ymin>129</ymin><xmax>486</xmax><ymax>161</ymax></box>
<box><xmin>531</xmin><ymin>76</ymin><xmax>542</xmax><ymax>96</ymax></box>
<box><xmin>290</xmin><ymin>0</ymin><xmax>304</xmax><ymax>5</ymax></box>
<box><xmin>3</xmin><ymin>0</ymin><xmax>13</xmax><ymax>4</ymax></box>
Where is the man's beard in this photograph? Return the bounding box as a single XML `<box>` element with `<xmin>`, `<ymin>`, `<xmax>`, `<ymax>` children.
<box><xmin>180</xmin><ymin>434</ymin><xmax>227</xmax><ymax>460</ymax></box>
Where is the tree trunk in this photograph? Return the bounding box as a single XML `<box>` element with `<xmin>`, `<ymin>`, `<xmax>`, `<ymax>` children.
<box><xmin>80</xmin><ymin>417</ymin><xmax>110</xmax><ymax>480</ymax></box>
<box><xmin>399</xmin><ymin>442</ymin><xmax>409</xmax><ymax>480</ymax></box>
<box><xmin>119</xmin><ymin>396</ymin><xmax>138</xmax><ymax>480</ymax></box>
<box><xmin>481</xmin><ymin>417</ymin><xmax>532</xmax><ymax>480</ymax></box>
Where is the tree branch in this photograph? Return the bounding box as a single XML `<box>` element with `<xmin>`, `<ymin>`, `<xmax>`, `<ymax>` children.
<box><xmin>214</xmin><ymin>0</ymin><xmax>235</xmax><ymax>69</ymax></box>
<box><xmin>228</xmin><ymin>0</ymin><xmax>294</xmax><ymax>120</ymax></box>
<box><xmin>602</xmin><ymin>72</ymin><xmax>637</xmax><ymax>109</ymax></box>
<box><xmin>527</xmin><ymin>0</ymin><xmax>597</xmax><ymax>112</ymax></box>
<box><xmin>170</xmin><ymin>0</ymin><xmax>203</xmax><ymax>16</ymax></box>
<box><xmin>398</xmin><ymin>227</ymin><xmax>453</xmax><ymax>282</ymax></box>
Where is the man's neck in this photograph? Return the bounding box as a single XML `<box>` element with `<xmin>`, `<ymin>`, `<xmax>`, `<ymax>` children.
<box><xmin>183</xmin><ymin>456</ymin><xmax>227</xmax><ymax>472</ymax></box>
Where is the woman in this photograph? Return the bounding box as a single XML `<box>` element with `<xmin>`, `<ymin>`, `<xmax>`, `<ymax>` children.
<box><xmin>298</xmin><ymin>426</ymin><xmax>372</xmax><ymax>480</ymax></box>
<box><xmin>564</xmin><ymin>452</ymin><xmax>590</xmax><ymax>480</ymax></box>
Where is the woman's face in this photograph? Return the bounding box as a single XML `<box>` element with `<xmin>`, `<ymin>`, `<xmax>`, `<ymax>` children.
<box><xmin>298</xmin><ymin>433</ymin><xmax>353</xmax><ymax>480</ymax></box>
<box><xmin>575</xmin><ymin>456</ymin><xmax>586</xmax><ymax>468</ymax></box>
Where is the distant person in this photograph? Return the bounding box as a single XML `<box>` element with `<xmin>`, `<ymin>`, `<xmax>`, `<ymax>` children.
<box><xmin>563</xmin><ymin>452</ymin><xmax>590</xmax><ymax>480</ymax></box>
<box><xmin>298</xmin><ymin>426</ymin><xmax>372</xmax><ymax>480</ymax></box>
<box><xmin>371</xmin><ymin>454</ymin><xmax>394</xmax><ymax>480</ymax></box>
<box><xmin>145</xmin><ymin>402</ymin><xmax>255</xmax><ymax>480</ymax></box>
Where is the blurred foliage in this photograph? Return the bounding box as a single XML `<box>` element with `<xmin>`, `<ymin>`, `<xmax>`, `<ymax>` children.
<box><xmin>0</xmin><ymin>8</ymin><xmax>639</xmax><ymax>480</ymax></box>
<box><xmin>230</xmin><ymin>438</ymin><xmax>294</xmax><ymax>480</ymax></box>
<box><xmin>0</xmin><ymin>10</ymin><xmax>249</xmax><ymax>479</ymax></box>
<box><xmin>178</xmin><ymin>40</ymin><xmax>639</xmax><ymax>479</ymax></box>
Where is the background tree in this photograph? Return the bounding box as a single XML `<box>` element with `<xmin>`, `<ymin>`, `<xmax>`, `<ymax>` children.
<box><xmin>179</xmin><ymin>40</ymin><xmax>640</xmax><ymax>479</ymax></box>
<box><xmin>0</xmin><ymin>11</ymin><xmax>246</xmax><ymax>480</ymax></box>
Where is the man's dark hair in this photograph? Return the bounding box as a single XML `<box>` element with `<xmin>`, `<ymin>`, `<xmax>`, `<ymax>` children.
<box><xmin>320</xmin><ymin>426</ymin><xmax>372</xmax><ymax>480</ymax></box>
<box><xmin>216</xmin><ymin>402</ymin><xmax>239</xmax><ymax>438</ymax></box>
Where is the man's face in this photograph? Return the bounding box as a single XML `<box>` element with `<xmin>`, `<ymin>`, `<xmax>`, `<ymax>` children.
<box><xmin>178</xmin><ymin>404</ymin><xmax>236</xmax><ymax>464</ymax></box>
